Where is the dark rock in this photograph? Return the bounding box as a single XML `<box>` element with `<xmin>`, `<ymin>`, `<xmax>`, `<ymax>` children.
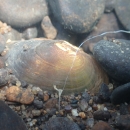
<box><xmin>111</xmin><ymin>82</ymin><xmax>130</xmax><ymax>104</ymax></box>
<box><xmin>38</xmin><ymin>91</ymin><xmax>44</xmax><ymax>100</ymax></box>
<box><xmin>64</xmin><ymin>105</ymin><xmax>72</xmax><ymax>113</ymax></box>
<box><xmin>33</xmin><ymin>99</ymin><xmax>43</xmax><ymax>109</ymax></box>
<box><xmin>82</xmin><ymin>91</ymin><xmax>90</xmax><ymax>102</ymax></box>
<box><xmin>48</xmin><ymin>0</ymin><xmax>105</xmax><ymax>33</ymax></box>
<box><xmin>92</xmin><ymin>121</ymin><xmax>112</xmax><ymax>130</ymax></box>
<box><xmin>78</xmin><ymin>122</ymin><xmax>86</xmax><ymax>130</ymax></box>
<box><xmin>94</xmin><ymin>110</ymin><xmax>111</xmax><ymax>121</ymax></box>
<box><xmin>93</xmin><ymin>39</ymin><xmax>130</xmax><ymax>83</ymax></box>
<box><xmin>0</xmin><ymin>68</ymin><xmax>9</xmax><ymax>87</ymax></box>
<box><xmin>98</xmin><ymin>83</ymin><xmax>110</xmax><ymax>102</ymax></box>
<box><xmin>120</xmin><ymin>104</ymin><xmax>129</xmax><ymax>115</ymax></box>
<box><xmin>22</xmin><ymin>27</ymin><xmax>38</xmax><ymax>40</ymax></box>
<box><xmin>71</xmin><ymin>99</ymin><xmax>78</xmax><ymax>104</ymax></box>
<box><xmin>43</xmin><ymin>117</ymin><xmax>81</xmax><ymax>130</ymax></box>
<box><xmin>82</xmin><ymin>12</ymin><xmax>127</xmax><ymax>53</ymax></box>
<box><xmin>78</xmin><ymin>99</ymin><xmax>88</xmax><ymax>111</ymax></box>
<box><xmin>48</xmin><ymin>108</ymin><xmax>57</xmax><ymax>117</ymax></box>
<box><xmin>0</xmin><ymin>100</ymin><xmax>27</xmax><ymax>130</ymax></box>
<box><xmin>115</xmin><ymin>115</ymin><xmax>130</xmax><ymax>130</ymax></box>
<box><xmin>115</xmin><ymin>0</ymin><xmax>130</xmax><ymax>30</ymax></box>
<box><xmin>44</xmin><ymin>98</ymin><xmax>58</xmax><ymax>110</ymax></box>
<box><xmin>86</xmin><ymin>118</ymin><xmax>94</xmax><ymax>128</ymax></box>
<box><xmin>0</xmin><ymin>0</ymin><xmax>48</xmax><ymax>28</ymax></box>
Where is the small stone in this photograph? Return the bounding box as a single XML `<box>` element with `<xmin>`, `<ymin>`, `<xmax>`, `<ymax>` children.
<box><xmin>43</xmin><ymin>117</ymin><xmax>80</xmax><ymax>130</ymax></box>
<box><xmin>33</xmin><ymin>99</ymin><xmax>43</xmax><ymax>109</ymax></box>
<box><xmin>32</xmin><ymin>87</ymin><xmax>42</xmax><ymax>95</ymax></box>
<box><xmin>38</xmin><ymin>91</ymin><xmax>43</xmax><ymax>100</ymax></box>
<box><xmin>92</xmin><ymin>121</ymin><xmax>112</xmax><ymax>130</ymax></box>
<box><xmin>89</xmin><ymin>99</ymin><xmax>93</xmax><ymax>105</ymax></box>
<box><xmin>92</xmin><ymin>104</ymin><xmax>98</xmax><ymax>111</ymax></box>
<box><xmin>82</xmin><ymin>91</ymin><xmax>90</xmax><ymax>102</ymax></box>
<box><xmin>0</xmin><ymin>68</ymin><xmax>9</xmax><ymax>87</ymax></box>
<box><xmin>41</xmin><ymin>16</ymin><xmax>57</xmax><ymax>39</ymax></box>
<box><xmin>94</xmin><ymin>110</ymin><xmax>111</xmax><ymax>121</ymax></box>
<box><xmin>86</xmin><ymin>118</ymin><xmax>94</xmax><ymax>128</ymax></box>
<box><xmin>6</xmin><ymin>86</ymin><xmax>34</xmax><ymax>104</ymax></box>
<box><xmin>64</xmin><ymin>105</ymin><xmax>72</xmax><ymax>113</ymax></box>
<box><xmin>32</xmin><ymin>110</ymin><xmax>41</xmax><ymax>117</ymax></box>
<box><xmin>15</xmin><ymin>106</ymin><xmax>21</xmax><ymax>111</ymax></box>
<box><xmin>21</xmin><ymin>105</ymin><xmax>26</xmax><ymax>111</ymax></box>
<box><xmin>71</xmin><ymin>109</ymin><xmax>79</xmax><ymax>117</ymax></box>
<box><xmin>78</xmin><ymin>112</ymin><xmax>86</xmax><ymax>119</ymax></box>
<box><xmin>22</xmin><ymin>27</ymin><xmax>38</xmax><ymax>40</ymax></box>
<box><xmin>43</xmin><ymin>93</ymin><xmax>49</xmax><ymax>101</ymax></box>
<box><xmin>98</xmin><ymin>83</ymin><xmax>110</xmax><ymax>102</ymax></box>
<box><xmin>44</xmin><ymin>98</ymin><xmax>58</xmax><ymax>110</ymax></box>
<box><xmin>78</xmin><ymin>99</ymin><xmax>88</xmax><ymax>111</ymax></box>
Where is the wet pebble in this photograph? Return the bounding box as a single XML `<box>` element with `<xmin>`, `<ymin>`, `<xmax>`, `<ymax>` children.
<box><xmin>48</xmin><ymin>0</ymin><xmax>105</xmax><ymax>33</ymax></box>
<box><xmin>93</xmin><ymin>39</ymin><xmax>130</xmax><ymax>83</ymax></box>
<box><xmin>86</xmin><ymin>118</ymin><xmax>94</xmax><ymax>128</ymax></box>
<box><xmin>44</xmin><ymin>98</ymin><xmax>58</xmax><ymax>110</ymax></box>
<box><xmin>94</xmin><ymin>110</ymin><xmax>111</xmax><ymax>121</ymax></box>
<box><xmin>33</xmin><ymin>99</ymin><xmax>43</xmax><ymax>109</ymax></box>
<box><xmin>98</xmin><ymin>83</ymin><xmax>110</xmax><ymax>102</ymax></box>
<box><xmin>6</xmin><ymin>86</ymin><xmax>34</xmax><ymax>104</ymax></box>
<box><xmin>82</xmin><ymin>91</ymin><xmax>90</xmax><ymax>102</ymax></box>
<box><xmin>78</xmin><ymin>99</ymin><xmax>88</xmax><ymax>111</ymax></box>
<box><xmin>41</xmin><ymin>16</ymin><xmax>57</xmax><ymax>39</ymax></box>
<box><xmin>92</xmin><ymin>121</ymin><xmax>112</xmax><ymax>130</ymax></box>
<box><xmin>32</xmin><ymin>110</ymin><xmax>41</xmax><ymax>117</ymax></box>
<box><xmin>43</xmin><ymin>117</ymin><xmax>81</xmax><ymax>130</ymax></box>
<box><xmin>0</xmin><ymin>68</ymin><xmax>9</xmax><ymax>87</ymax></box>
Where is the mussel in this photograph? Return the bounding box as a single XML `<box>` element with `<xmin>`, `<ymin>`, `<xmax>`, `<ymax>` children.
<box><xmin>6</xmin><ymin>39</ymin><xmax>108</xmax><ymax>94</ymax></box>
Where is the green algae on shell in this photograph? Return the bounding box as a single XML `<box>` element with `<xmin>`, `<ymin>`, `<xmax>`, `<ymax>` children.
<box><xmin>6</xmin><ymin>39</ymin><xmax>108</xmax><ymax>94</ymax></box>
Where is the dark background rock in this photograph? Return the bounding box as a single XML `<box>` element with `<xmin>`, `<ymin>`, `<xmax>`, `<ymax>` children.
<box><xmin>111</xmin><ymin>82</ymin><xmax>130</xmax><ymax>104</ymax></box>
<box><xmin>93</xmin><ymin>39</ymin><xmax>130</xmax><ymax>83</ymax></box>
<box><xmin>43</xmin><ymin>117</ymin><xmax>81</xmax><ymax>130</ymax></box>
<box><xmin>115</xmin><ymin>115</ymin><xmax>130</xmax><ymax>130</ymax></box>
<box><xmin>0</xmin><ymin>100</ymin><xmax>27</xmax><ymax>130</ymax></box>
<box><xmin>0</xmin><ymin>0</ymin><xmax>48</xmax><ymax>28</ymax></box>
<box><xmin>48</xmin><ymin>0</ymin><xmax>105</xmax><ymax>33</ymax></box>
<box><xmin>82</xmin><ymin>12</ymin><xmax>127</xmax><ymax>53</ymax></box>
<box><xmin>115</xmin><ymin>0</ymin><xmax>130</xmax><ymax>30</ymax></box>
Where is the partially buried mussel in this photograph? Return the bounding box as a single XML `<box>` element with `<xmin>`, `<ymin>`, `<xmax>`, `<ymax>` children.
<box><xmin>6</xmin><ymin>39</ymin><xmax>108</xmax><ymax>94</ymax></box>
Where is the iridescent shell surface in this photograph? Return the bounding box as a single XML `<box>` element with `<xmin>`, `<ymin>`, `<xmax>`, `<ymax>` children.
<box><xmin>6</xmin><ymin>39</ymin><xmax>108</xmax><ymax>94</ymax></box>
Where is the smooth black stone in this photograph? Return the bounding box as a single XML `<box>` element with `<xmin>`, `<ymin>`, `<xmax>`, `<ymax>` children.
<box><xmin>93</xmin><ymin>39</ymin><xmax>130</xmax><ymax>83</ymax></box>
<box><xmin>111</xmin><ymin>82</ymin><xmax>130</xmax><ymax>104</ymax></box>
<box><xmin>0</xmin><ymin>100</ymin><xmax>27</xmax><ymax>130</ymax></box>
<box><xmin>48</xmin><ymin>0</ymin><xmax>105</xmax><ymax>33</ymax></box>
<box><xmin>33</xmin><ymin>99</ymin><xmax>43</xmax><ymax>109</ymax></box>
<box><xmin>43</xmin><ymin>117</ymin><xmax>81</xmax><ymax>130</ymax></box>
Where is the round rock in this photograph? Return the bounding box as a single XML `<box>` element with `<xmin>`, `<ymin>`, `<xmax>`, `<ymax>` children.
<box><xmin>48</xmin><ymin>0</ymin><xmax>105</xmax><ymax>33</ymax></box>
<box><xmin>0</xmin><ymin>0</ymin><xmax>48</xmax><ymax>28</ymax></box>
<box><xmin>115</xmin><ymin>0</ymin><xmax>130</xmax><ymax>30</ymax></box>
<box><xmin>93</xmin><ymin>39</ymin><xmax>130</xmax><ymax>83</ymax></box>
<box><xmin>43</xmin><ymin>117</ymin><xmax>81</xmax><ymax>130</ymax></box>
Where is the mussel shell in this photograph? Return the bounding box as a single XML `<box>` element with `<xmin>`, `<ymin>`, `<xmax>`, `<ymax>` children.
<box><xmin>6</xmin><ymin>39</ymin><xmax>108</xmax><ymax>94</ymax></box>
